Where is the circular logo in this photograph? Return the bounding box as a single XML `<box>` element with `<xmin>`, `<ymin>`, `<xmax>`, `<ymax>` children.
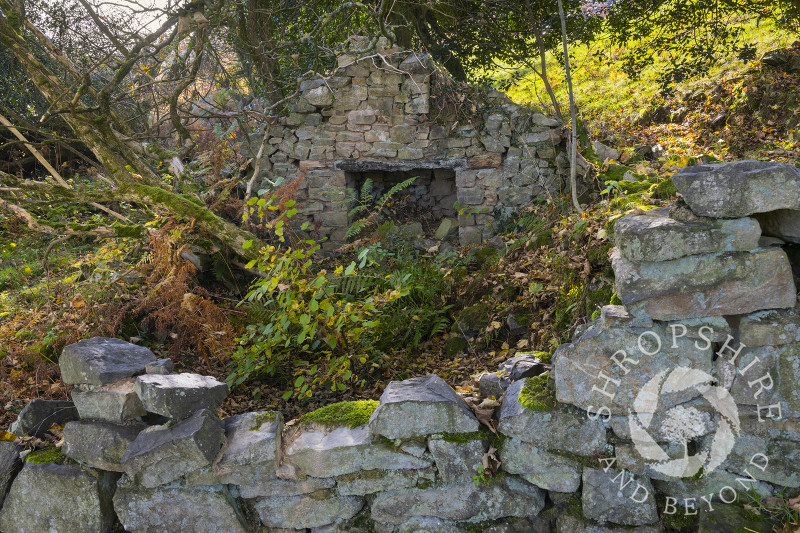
<box><xmin>628</xmin><ymin>366</ymin><xmax>741</xmax><ymax>479</ymax></box>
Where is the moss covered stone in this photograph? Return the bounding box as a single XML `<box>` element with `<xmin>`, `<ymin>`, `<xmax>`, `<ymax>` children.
<box><xmin>26</xmin><ymin>445</ymin><xmax>67</xmax><ymax>465</ymax></box>
<box><xmin>249</xmin><ymin>411</ymin><xmax>279</xmax><ymax>431</ymax></box>
<box><xmin>110</xmin><ymin>222</ymin><xmax>146</xmax><ymax>238</ymax></box>
<box><xmin>518</xmin><ymin>374</ymin><xmax>556</xmax><ymax>411</ymax></box>
<box><xmin>444</xmin><ymin>336</ymin><xmax>469</xmax><ymax>358</ymax></box>
<box><xmin>298</xmin><ymin>400</ymin><xmax>379</xmax><ymax>429</ymax></box>
<box><xmin>652</xmin><ymin>177</ymin><xmax>678</xmax><ymax>199</ymax></box>
<box><xmin>454</xmin><ymin>302</ymin><xmax>491</xmax><ymax>337</ymax></box>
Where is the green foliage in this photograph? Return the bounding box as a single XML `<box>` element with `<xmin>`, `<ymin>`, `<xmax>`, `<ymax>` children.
<box><xmin>298</xmin><ymin>400</ymin><xmax>379</xmax><ymax>428</ymax></box>
<box><xmin>519</xmin><ymin>374</ymin><xmax>556</xmax><ymax>411</ymax></box>
<box><xmin>346</xmin><ymin>176</ymin><xmax>418</xmax><ymax>240</ymax></box>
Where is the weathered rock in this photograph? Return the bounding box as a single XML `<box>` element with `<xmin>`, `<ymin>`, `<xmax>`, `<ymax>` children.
<box><xmin>730</xmin><ymin>343</ymin><xmax>800</xmax><ymax>416</ymax></box>
<box><xmin>0</xmin><ymin>463</ymin><xmax>118</xmax><ymax>533</ymax></box>
<box><xmin>113</xmin><ymin>478</ymin><xmax>248</xmax><ymax>533</ymax></box>
<box><xmin>62</xmin><ymin>420</ymin><xmax>146</xmax><ymax>472</ymax></box>
<box><xmin>611</xmin><ymin>247</ymin><xmax>796</xmax><ymax>321</ymax></box>
<box><xmin>336</xmin><ymin>467</ymin><xmax>434</xmax><ymax>496</ymax></box>
<box><xmin>214</xmin><ymin>411</ymin><xmax>282</xmax><ymax>486</ymax></box>
<box><xmin>652</xmin><ymin>468</ymin><xmax>773</xmax><ymax>502</ymax></box>
<box><xmin>479</xmin><ymin>353</ymin><xmax>547</xmax><ymax>398</ymax></box>
<box><xmin>499</xmin><ymin>438</ymin><xmax>582</xmax><ymax>492</ymax></box>
<box><xmin>135</xmin><ymin>373</ymin><xmax>228</xmax><ymax>420</ymax></box>
<box><xmin>608</xmin><ymin>398</ymin><xmax>716</xmax><ymax>442</ymax></box>
<box><xmin>395</xmin><ymin>516</ymin><xmax>467</xmax><ymax>533</ymax></box>
<box><xmin>754</xmin><ymin>208</ymin><xmax>800</xmax><ymax>243</ymax></box>
<box><xmin>428</xmin><ymin>437</ymin><xmax>487</xmax><ymax>483</ymax></box>
<box><xmin>121</xmin><ymin>409</ymin><xmax>224</xmax><ymax>488</ymax></box>
<box><xmin>254</xmin><ymin>492</ymin><xmax>364</xmax><ymax>529</ymax></box>
<box><xmin>739</xmin><ymin>303</ymin><xmax>800</xmax><ymax>346</ymax></box>
<box><xmin>370</xmin><ymin>476</ymin><xmax>545</xmax><ymax>525</ymax></box>
<box><xmin>697</xmin><ymin>502</ymin><xmax>776</xmax><ymax>533</ymax></box>
<box><xmin>305</xmin><ymin>86</ymin><xmax>335</xmax><ymax>107</ymax></box>
<box><xmin>369</xmin><ymin>374</ymin><xmax>479</xmax><ymax>438</ymax></box>
<box><xmin>60</xmin><ymin>337</ymin><xmax>156</xmax><ymax>385</ymax></box>
<box><xmin>613</xmin><ymin>207</ymin><xmax>760</xmax><ymax>262</ymax></box>
<box><xmin>71</xmin><ymin>378</ymin><xmax>147</xmax><ymax>421</ymax></box>
<box><xmin>592</xmin><ymin>141</ymin><xmax>620</xmax><ymax>162</ymax></box>
<box><xmin>581</xmin><ymin>468</ymin><xmax>658</xmax><ymax>526</ymax></box>
<box><xmin>671</xmin><ymin>160</ymin><xmax>800</xmax><ymax>218</ymax></box>
<box><xmin>284</xmin><ymin>424</ymin><xmax>432</xmax><ymax>478</ymax></box>
<box><xmin>0</xmin><ymin>441</ymin><xmax>22</xmax><ymax>510</ymax></box>
<box><xmin>498</xmin><ymin>380</ymin><xmax>606</xmax><ymax>456</ymax></box>
<box><xmin>9</xmin><ymin>399</ymin><xmax>78</xmax><ymax>437</ymax></box>
<box><xmin>238</xmin><ymin>475</ymin><xmax>335</xmax><ymax>499</ymax></box>
<box><xmin>145</xmin><ymin>358</ymin><xmax>174</xmax><ymax>375</ymax></box>
<box><xmin>553</xmin><ymin>320</ymin><xmax>714</xmax><ymax>415</ymax></box>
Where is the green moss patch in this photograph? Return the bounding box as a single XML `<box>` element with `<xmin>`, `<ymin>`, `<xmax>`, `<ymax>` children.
<box><xmin>441</xmin><ymin>426</ymin><xmax>492</xmax><ymax>444</ymax></box>
<box><xmin>26</xmin><ymin>445</ymin><xmax>67</xmax><ymax>464</ymax></box>
<box><xmin>298</xmin><ymin>400</ymin><xmax>379</xmax><ymax>429</ymax></box>
<box><xmin>249</xmin><ymin>411</ymin><xmax>279</xmax><ymax>431</ymax></box>
<box><xmin>444</xmin><ymin>336</ymin><xmax>470</xmax><ymax>358</ymax></box>
<box><xmin>519</xmin><ymin>374</ymin><xmax>556</xmax><ymax>411</ymax></box>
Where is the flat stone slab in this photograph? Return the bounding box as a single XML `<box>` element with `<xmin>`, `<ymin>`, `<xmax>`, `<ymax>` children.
<box><xmin>582</xmin><ymin>468</ymin><xmax>658</xmax><ymax>526</ymax></box>
<box><xmin>135</xmin><ymin>373</ymin><xmax>228</xmax><ymax>420</ymax></box>
<box><xmin>614</xmin><ymin>206</ymin><xmax>760</xmax><ymax>262</ymax></box>
<box><xmin>755</xmin><ymin>208</ymin><xmax>800</xmax><ymax>243</ymax></box>
<box><xmin>479</xmin><ymin>353</ymin><xmax>546</xmax><ymax>398</ymax></box>
<box><xmin>62</xmin><ymin>420</ymin><xmax>145</xmax><ymax>472</ymax></box>
<box><xmin>113</xmin><ymin>479</ymin><xmax>248</xmax><ymax>533</ymax></box>
<box><xmin>611</xmin><ymin>247</ymin><xmax>796</xmax><ymax>321</ymax></box>
<box><xmin>71</xmin><ymin>378</ymin><xmax>146</xmax><ymax>422</ymax></box>
<box><xmin>370</xmin><ymin>476</ymin><xmax>545</xmax><ymax>525</ymax></box>
<box><xmin>60</xmin><ymin>337</ymin><xmax>156</xmax><ymax>386</ymax></box>
<box><xmin>0</xmin><ymin>463</ymin><xmax>117</xmax><ymax>533</ymax></box>
<box><xmin>335</xmin><ymin>468</ymin><xmax>433</xmax><ymax>496</ymax></box>
<box><xmin>9</xmin><ymin>399</ymin><xmax>78</xmax><ymax>437</ymax></box>
<box><xmin>428</xmin><ymin>438</ymin><xmax>487</xmax><ymax>483</ymax></box>
<box><xmin>739</xmin><ymin>303</ymin><xmax>800</xmax><ymax>346</ymax></box>
<box><xmin>213</xmin><ymin>411</ymin><xmax>282</xmax><ymax>486</ymax></box>
<box><xmin>283</xmin><ymin>424</ymin><xmax>432</xmax><ymax>478</ymax></box>
<box><xmin>498</xmin><ymin>380</ymin><xmax>606</xmax><ymax>456</ymax></box>
<box><xmin>369</xmin><ymin>374</ymin><xmax>479</xmax><ymax>438</ymax></box>
<box><xmin>254</xmin><ymin>493</ymin><xmax>364</xmax><ymax>529</ymax></box>
<box><xmin>499</xmin><ymin>437</ymin><xmax>582</xmax><ymax>492</ymax></box>
<box><xmin>730</xmin><ymin>343</ymin><xmax>800</xmax><ymax>417</ymax></box>
<box><xmin>672</xmin><ymin>160</ymin><xmax>800</xmax><ymax>218</ymax></box>
<box><xmin>237</xmin><ymin>475</ymin><xmax>334</xmax><ymax>499</ymax></box>
<box><xmin>553</xmin><ymin>321</ymin><xmax>713</xmax><ymax>415</ymax></box>
<box><xmin>0</xmin><ymin>441</ymin><xmax>22</xmax><ymax>510</ymax></box>
<box><xmin>121</xmin><ymin>409</ymin><xmax>224</xmax><ymax>488</ymax></box>
<box><xmin>557</xmin><ymin>515</ymin><xmax>661</xmax><ymax>533</ymax></box>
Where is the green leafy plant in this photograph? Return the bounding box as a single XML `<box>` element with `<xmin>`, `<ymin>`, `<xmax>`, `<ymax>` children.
<box><xmin>346</xmin><ymin>176</ymin><xmax>418</xmax><ymax>240</ymax></box>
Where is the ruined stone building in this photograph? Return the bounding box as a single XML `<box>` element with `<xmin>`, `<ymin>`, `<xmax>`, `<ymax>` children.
<box><xmin>252</xmin><ymin>40</ymin><xmax>576</xmax><ymax>252</ymax></box>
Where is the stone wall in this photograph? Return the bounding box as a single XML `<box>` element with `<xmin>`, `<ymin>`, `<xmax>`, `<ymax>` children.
<box><xmin>3</xmin><ymin>161</ymin><xmax>800</xmax><ymax>532</ymax></box>
<box><xmin>250</xmin><ymin>40</ymin><xmax>572</xmax><ymax>252</ymax></box>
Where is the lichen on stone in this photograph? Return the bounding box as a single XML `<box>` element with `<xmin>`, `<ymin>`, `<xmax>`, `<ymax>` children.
<box><xmin>298</xmin><ymin>400</ymin><xmax>379</xmax><ymax>428</ymax></box>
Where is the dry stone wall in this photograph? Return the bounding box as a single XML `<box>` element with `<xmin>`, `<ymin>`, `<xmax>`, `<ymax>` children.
<box><xmin>250</xmin><ymin>41</ymin><xmax>572</xmax><ymax>251</ymax></box>
<box><xmin>3</xmin><ymin>161</ymin><xmax>800</xmax><ymax>532</ymax></box>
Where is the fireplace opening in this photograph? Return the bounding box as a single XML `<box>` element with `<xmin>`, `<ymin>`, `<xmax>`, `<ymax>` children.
<box><xmin>345</xmin><ymin>168</ymin><xmax>457</xmax><ymax>237</ymax></box>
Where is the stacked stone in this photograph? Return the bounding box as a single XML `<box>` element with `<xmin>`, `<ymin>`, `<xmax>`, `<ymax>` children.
<box><xmin>551</xmin><ymin>160</ymin><xmax>800</xmax><ymax>530</ymax></box>
<box><xmin>248</xmin><ymin>37</ymin><xmax>570</xmax><ymax>251</ymax></box>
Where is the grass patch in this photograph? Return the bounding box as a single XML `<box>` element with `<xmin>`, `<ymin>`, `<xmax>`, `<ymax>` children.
<box><xmin>297</xmin><ymin>400</ymin><xmax>379</xmax><ymax>428</ymax></box>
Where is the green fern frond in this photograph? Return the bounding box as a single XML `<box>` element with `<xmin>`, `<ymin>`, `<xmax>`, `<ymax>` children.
<box><xmin>345</xmin><ymin>220</ymin><xmax>368</xmax><ymax>239</ymax></box>
<box><xmin>360</xmin><ymin>178</ymin><xmax>373</xmax><ymax>204</ymax></box>
<box><xmin>379</xmin><ymin>176</ymin><xmax>417</xmax><ymax>208</ymax></box>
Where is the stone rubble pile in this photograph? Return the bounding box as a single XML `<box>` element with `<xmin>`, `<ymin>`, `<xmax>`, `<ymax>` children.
<box><xmin>1</xmin><ymin>160</ymin><xmax>799</xmax><ymax>532</ymax></box>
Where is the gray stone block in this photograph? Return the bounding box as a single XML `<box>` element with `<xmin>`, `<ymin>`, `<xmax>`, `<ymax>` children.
<box><xmin>428</xmin><ymin>438</ymin><xmax>487</xmax><ymax>483</ymax></box>
<box><xmin>214</xmin><ymin>411</ymin><xmax>282</xmax><ymax>486</ymax></box>
<box><xmin>500</xmin><ymin>438</ymin><xmax>582</xmax><ymax>492</ymax></box>
<box><xmin>121</xmin><ymin>409</ymin><xmax>224</xmax><ymax>488</ymax></box>
<box><xmin>254</xmin><ymin>493</ymin><xmax>364</xmax><ymax>529</ymax></box>
<box><xmin>612</xmin><ymin>247</ymin><xmax>796</xmax><ymax>321</ymax></box>
<box><xmin>613</xmin><ymin>207</ymin><xmax>761</xmax><ymax>262</ymax></box>
<box><xmin>498</xmin><ymin>380</ymin><xmax>606</xmax><ymax>456</ymax></box>
<box><xmin>0</xmin><ymin>463</ymin><xmax>118</xmax><ymax>533</ymax></box>
<box><xmin>135</xmin><ymin>373</ymin><xmax>228</xmax><ymax>420</ymax></box>
<box><xmin>60</xmin><ymin>337</ymin><xmax>156</xmax><ymax>386</ymax></box>
<box><xmin>9</xmin><ymin>399</ymin><xmax>78</xmax><ymax>437</ymax></box>
<box><xmin>739</xmin><ymin>303</ymin><xmax>800</xmax><ymax>347</ymax></box>
<box><xmin>369</xmin><ymin>374</ymin><xmax>479</xmax><ymax>438</ymax></box>
<box><xmin>284</xmin><ymin>425</ymin><xmax>431</xmax><ymax>478</ymax></box>
<box><xmin>0</xmin><ymin>441</ymin><xmax>22</xmax><ymax>510</ymax></box>
<box><xmin>672</xmin><ymin>160</ymin><xmax>800</xmax><ymax>218</ymax></box>
<box><xmin>63</xmin><ymin>420</ymin><xmax>146</xmax><ymax>472</ymax></box>
<box><xmin>113</xmin><ymin>478</ymin><xmax>248</xmax><ymax>533</ymax></box>
<box><xmin>72</xmin><ymin>378</ymin><xmax>146</xmax><ymax>421</ymax></box>
<box><xmin>581</xmin><ymin>468</ymin><xmax>658</xmax><ymax>526</ymax></box>
<box><xmin>370</xmin><ymin>476</ymin><xmax>545</xmax><ymax>525</ymax></box>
